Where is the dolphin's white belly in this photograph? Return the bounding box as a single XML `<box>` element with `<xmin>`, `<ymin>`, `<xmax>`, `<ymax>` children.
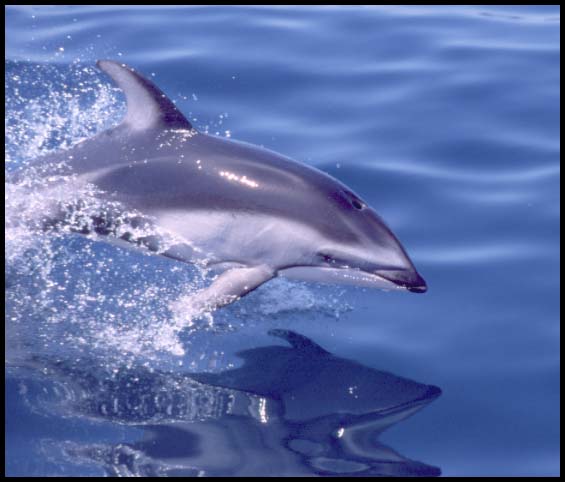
<box><xmin>154</xmin><ymin>209</ymin><xmax>320</xmax><ymax>269</ymax></box>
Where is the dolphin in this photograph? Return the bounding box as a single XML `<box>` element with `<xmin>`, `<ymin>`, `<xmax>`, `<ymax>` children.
<box><xmin>14</xmin><ymin>60</ymin><xmax>427</xmax><ymax>313</ymax></box>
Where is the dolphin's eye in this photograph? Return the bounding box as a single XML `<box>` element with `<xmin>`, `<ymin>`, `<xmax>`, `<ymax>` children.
<box><xmin>318</xmin><ymin>252</ymin><xmax>335</xmax><ymax>264</ymax></box>
<box><xmin>351</xmin><ymin>199</ymin><xmax>365</xmax><ymax>210</ymax></box>
<box><xmin>341</xmin><ymin>190</ymin><xmax>366</xmax><ymax>210</ymax></box>
<box><xmin>331</xmin><ymin>190</ymin><xmax>366</xmax><ymax>211</ymax></box>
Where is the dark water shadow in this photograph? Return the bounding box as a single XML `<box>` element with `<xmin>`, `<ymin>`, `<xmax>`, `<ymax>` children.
<box><xmin>6</xmin><ymin>329</ymin><xmax>442</xmax><ymax>477</ymax></box>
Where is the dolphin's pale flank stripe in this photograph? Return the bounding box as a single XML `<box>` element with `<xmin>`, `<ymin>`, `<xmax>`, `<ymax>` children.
<box><xmin>15</xmin><ymin>60</ymin><xmax>427</xmax><ymax>316</ymax></box>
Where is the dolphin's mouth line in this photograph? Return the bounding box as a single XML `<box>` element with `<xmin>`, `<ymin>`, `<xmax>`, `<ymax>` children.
<box><xmin>317</xmin><ymin>252</ymin><xmax>427</xmax><ymax>293</ymax></box>
<box><xmin>362</xmin><ymin>270</ymin><xmax>427</xmax><ymax>293</ymax></box>
<box><xmin>373</xmin><ymin>270</ymin><xmax>428</xmax><ymax>294</ymax></box>
<box><xmin>370</xmin><ymin>272</ymin><xmax>411</xmax><ymax>291</ymax></box>
<box><xmin>280</xmin><ymin>264</ymin><xmax>426</xmax><ymax>293</ymax></box>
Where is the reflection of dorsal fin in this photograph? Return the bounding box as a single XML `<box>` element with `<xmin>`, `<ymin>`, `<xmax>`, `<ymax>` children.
<box><xmin>96</xmin><ymin>60</ymin><xmax>193</xmax><ymax>131</ymax></box>
<box><xmin>268</xmin><ymin>329</ymin><xmax>330</xmax><ymax>355</ymax></box>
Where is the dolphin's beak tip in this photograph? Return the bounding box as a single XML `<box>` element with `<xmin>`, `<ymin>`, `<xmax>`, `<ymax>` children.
<box><xmin>407</xmin><ymin>272</ymin><xmax>427</xmax><ymax>294</ymax></box>
<box><xmin>408</xmin><ymin>285</ymin><xmax>427</xmax><ymax>294</ymax></box>
<box><xmin>408</xmin><ymin>281</ymin><xmax>427</xmax><ymax>294</ymax></box>
<box><xmin>425</xmin><ymin>384</ymin><xmax>442</xmax><ymax>399</ymax></box>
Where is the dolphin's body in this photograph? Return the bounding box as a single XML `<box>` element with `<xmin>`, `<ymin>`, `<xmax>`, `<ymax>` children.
<box><xmin>17</xmin><ymin>60</ymin><xmax>427</xmax><ymax>312</ymax></box>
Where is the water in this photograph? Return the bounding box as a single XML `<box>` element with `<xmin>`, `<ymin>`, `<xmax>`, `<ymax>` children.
<box><xmin>5</xmin><ymin>5</ymin><xmax>560</xmax><ymax>477</ymax></box>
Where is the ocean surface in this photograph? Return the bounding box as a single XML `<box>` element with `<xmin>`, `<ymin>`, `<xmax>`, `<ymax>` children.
<box><xmin>4</xmin><ymin>5</ymin><xmax>560</xmax><ymax>477</ymax></box>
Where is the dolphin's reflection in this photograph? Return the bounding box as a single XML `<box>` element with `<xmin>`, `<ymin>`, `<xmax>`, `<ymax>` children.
<box><xmin>13</xmin><ymin>330</ymin><xmax>442</xmax><ymax>477</ymax></box>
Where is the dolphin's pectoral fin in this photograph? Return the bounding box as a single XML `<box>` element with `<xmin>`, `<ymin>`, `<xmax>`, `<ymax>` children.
<box><xmin>268</xmin><ymin>329</ymin><xmax>330</xmax><ymax>355</ymax></box>
<box><xmin>96</xmin><ymin>60</ymin><xmax>193</xmax><ymax>131</ymax></box>
<box><xmin>182</xmin><ymin>265</ymin><xmax>275</xmax><ymax>316</ymax></box>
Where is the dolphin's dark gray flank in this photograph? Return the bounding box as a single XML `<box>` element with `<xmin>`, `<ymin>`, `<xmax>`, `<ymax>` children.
<box><xmin>18</xmin><ymin>60</ymin><xmax>427</xmax><ymax>312</ymax></box>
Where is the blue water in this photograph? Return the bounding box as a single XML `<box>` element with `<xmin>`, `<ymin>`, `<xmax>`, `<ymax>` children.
<box><xmin>5</xmin><ymin>5</ymin><xmax>560</xmax><ymax>477</ymax></box>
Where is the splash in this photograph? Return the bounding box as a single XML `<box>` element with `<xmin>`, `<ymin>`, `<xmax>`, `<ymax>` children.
<box><xmin>5</xmin><ymin>60</ymin><xmax>124</xmax><ymax>168</ymax></box>
<box><xmin>234</xmin><ymin>278</ymin><xmax>351</xmax><ymax>320</ymax></box>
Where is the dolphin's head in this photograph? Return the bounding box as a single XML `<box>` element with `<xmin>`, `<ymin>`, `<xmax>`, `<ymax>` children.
<box><xmin>310</xmin><ymin>185</ymin><xmax>427</xmax><ymax>293</ymax></box>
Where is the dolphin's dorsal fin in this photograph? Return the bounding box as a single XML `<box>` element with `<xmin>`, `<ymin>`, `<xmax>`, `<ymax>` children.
<box><xmin>96</xmin><ymin>60</ymin><xmax>193</xmax><ymax>131</ymax></box>
<box><xmin>268</xmin><ymin>329</ymin><xmax>330</xmax><ymax>355</ymax></box>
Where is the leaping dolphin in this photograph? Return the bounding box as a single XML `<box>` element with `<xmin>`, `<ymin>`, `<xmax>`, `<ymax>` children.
<box><xmin>15</xmin><ymin>60</ymin><xmax>427</xmax><ymax>314</ymax></box>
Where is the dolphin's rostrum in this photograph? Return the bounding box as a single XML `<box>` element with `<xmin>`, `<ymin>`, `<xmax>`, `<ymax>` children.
<box><xmin>18</xmin><ymin>60</ymin><xmax>427</xmax><ymax>313</ymax></box>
